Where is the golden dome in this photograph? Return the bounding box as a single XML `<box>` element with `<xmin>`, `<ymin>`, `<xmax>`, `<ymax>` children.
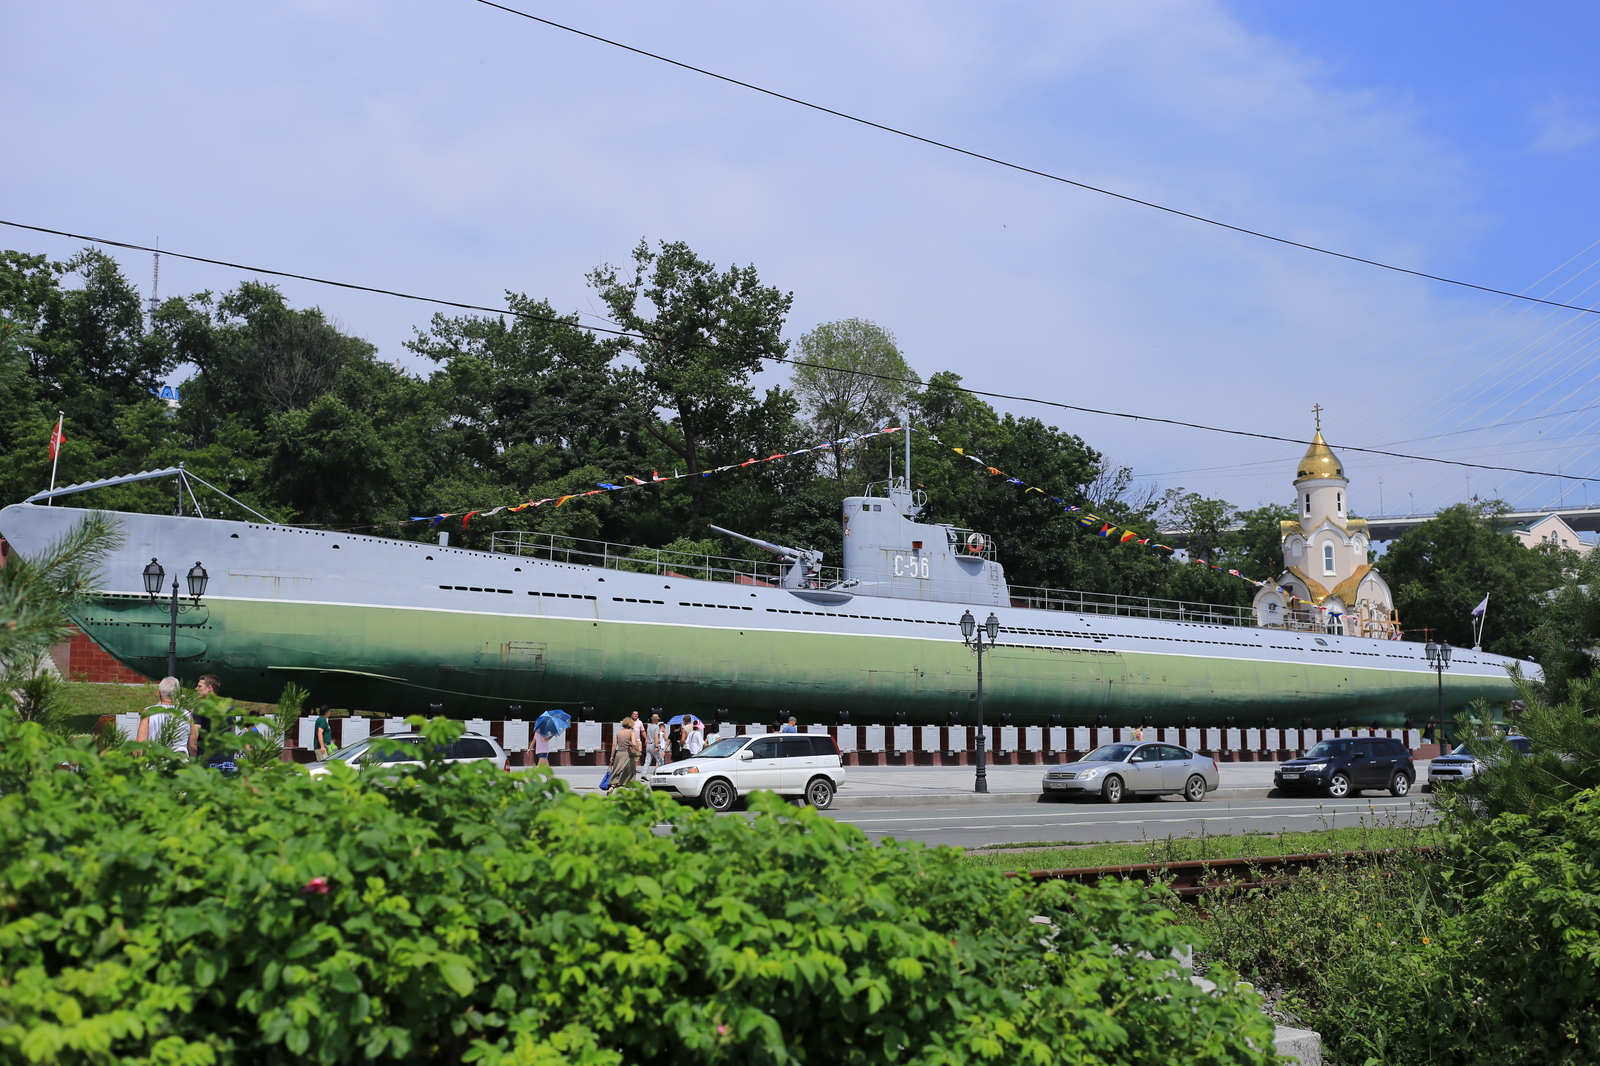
<box><xmin>1294</xmin><ymin>430</ymin><xmax>1346</xmax><ymax>483</ymax></box>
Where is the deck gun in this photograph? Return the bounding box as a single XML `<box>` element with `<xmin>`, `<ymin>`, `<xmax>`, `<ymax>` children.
<box><xmin>708</xmin><ymin>524</ymin><xmax>824</xmax><ymax>589</ymax></box>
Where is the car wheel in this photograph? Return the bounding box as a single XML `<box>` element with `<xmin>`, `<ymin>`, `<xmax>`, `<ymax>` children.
<box><xmin>1389</xmin><ymin>772</ymin><xmax>1411</xmax><ymax>797</ymax></box>
<box><xmin>703</xmin><ymin>778</ymin><xmax>738</xmax><ymax>813</ymax></box>
<box><xmin>1184</xmin><ymin>774</ymin><xmax>1206</xmax><ymax>802</ymax></box>
<box><xmin>806</xmin><ymin>776</ymin><xmax>836</xmax><ymax>810</ymax></box>
<box><xmin>1102</xmin><ymin>775</ymin><xmax>1125</xmax><ymax>804</ymax></box>
<box><xmin>1327</xmin><ymin>772</ymin><xmax>1352</xmax><ymax>798</ymax></box>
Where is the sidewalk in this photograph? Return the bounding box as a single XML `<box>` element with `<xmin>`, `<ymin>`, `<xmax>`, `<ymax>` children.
<box><xmin>537</xmin><ymin>760</ymin><xmax>1389</xmax><ymax>807</ymax></box>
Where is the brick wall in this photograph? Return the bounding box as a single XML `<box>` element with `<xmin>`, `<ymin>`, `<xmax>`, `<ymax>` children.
<box><xmin>50</xmin><ymin>626</ymin><xmax>150</xmax><ymax>684</ymax></box>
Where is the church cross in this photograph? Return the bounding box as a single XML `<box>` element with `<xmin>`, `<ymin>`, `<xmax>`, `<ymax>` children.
<box><xmin>1312</xmin><ymin>403</ymin><xmax>1323</xmax><ymax>431</ymax></box>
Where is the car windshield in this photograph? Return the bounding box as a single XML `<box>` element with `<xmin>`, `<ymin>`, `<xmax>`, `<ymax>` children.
<box><xmin>696</xmin><ymin>737</ymin><xmax>749</xmax><ymax>759</ymax></box>
<box><xmin>1082</xmin><ymin>744</ymin><xmax>1138</xmax><ymax>762</ymax></box>
<box><xmin>1303</xmin><ymin>741</ymin><xmax>1351</xmax><ymax>759</ymax></box>
<box><xmin>329</xmin><ymin>739</ymin><xmax>370</xmax><ymax>762</ymax></box>
<box><xmin>1456</xmin><ymin>737</ymin><xmax>1531</xmax><ymax>758</ymax></box>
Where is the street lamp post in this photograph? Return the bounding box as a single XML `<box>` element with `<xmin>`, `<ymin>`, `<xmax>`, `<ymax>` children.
<box><xmin>143</xmin><ymin>558</ymin><xmax>209</xmax><ymax>679</ymax></box>
<box><xmin>960</xmin><ymin>609</ymin><xmax>1001</xmax><ymax>794</ymax></box>
<box><xmin>1425</xmin><ymin>639</ymin><xmax>1452</xmax><ymax>755</ymax></box>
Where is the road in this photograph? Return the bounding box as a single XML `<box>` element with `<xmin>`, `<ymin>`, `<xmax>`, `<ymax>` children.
<box><xmin>820</xmin><ymin>795</ymin><xmax>1435</xmax><ymax>849</ymax></box>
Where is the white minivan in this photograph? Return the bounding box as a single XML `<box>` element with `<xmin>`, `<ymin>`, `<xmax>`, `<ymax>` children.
<box><xmin>644</xmin><ymin>733</ymin><xmax>846</xmax><ymax>811</ymax></box>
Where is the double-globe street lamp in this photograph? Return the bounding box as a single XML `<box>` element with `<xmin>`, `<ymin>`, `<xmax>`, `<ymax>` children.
<box><xmin>959</xmin><ymin>609</ymin><xmax>1001</xmax><ymax>794</ymax></box>
<box><xmin>1425</xmin><ymin>638</ymin><xmax>1452</xmax><ymax>755</ymax></box>
<box><xmin>143</xmin><ymin>558</ymin><xmax>209</xmax><ymax>679</ymax></box>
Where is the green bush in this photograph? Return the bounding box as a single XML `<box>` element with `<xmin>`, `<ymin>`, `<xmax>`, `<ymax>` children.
<box><xmin>0</xmin><ymin>712</ymin><xmax>1276</xmax><ymax>1065</ymax></box>
<box><xmin>1202</xmin><ymin>851</ymin><xmax>1448</xmax><ymax>1065</ymax></box>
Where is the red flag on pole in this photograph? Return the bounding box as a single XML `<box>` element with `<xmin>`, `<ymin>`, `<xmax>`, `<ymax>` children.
<box><xmin>48</xmin><ymin>417</ymin><xmax>66</xmax><ymax>459</ymax></box>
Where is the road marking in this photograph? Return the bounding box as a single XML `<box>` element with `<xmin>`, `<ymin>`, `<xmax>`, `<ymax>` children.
<box><xmin>830</xmin><ymin>801</ymin><xmax>1427</xmax><ymax>825</ymax></box>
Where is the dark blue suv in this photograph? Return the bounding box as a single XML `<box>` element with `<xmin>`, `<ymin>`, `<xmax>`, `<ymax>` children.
<box><xmin>1274</xmin><ymin>737</ymin><xmax>1415</xmax><ymax>798</ymax></box>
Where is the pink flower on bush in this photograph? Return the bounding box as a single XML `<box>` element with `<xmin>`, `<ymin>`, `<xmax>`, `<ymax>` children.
<box><xmin>302</xmin><ymin>877</ymin><xmax>330</xmax><ymax>895</ymax></box>
<box><xmin>716</xmin><ymin>1025</ymin><xmax>728</xmax><ymax>1036</ymax></box>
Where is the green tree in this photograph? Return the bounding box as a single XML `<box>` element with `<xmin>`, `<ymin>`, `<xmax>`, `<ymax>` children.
<box><xmin>1221</xmin><ymin>503</ymin><xmax>1296</xmax><ymax>582</ymax></box>
<box><xmin>1166</xmin><ymin>492</ymin><xmax>1234</xmax><ymax>566</ymax></box>
<box><xmin>588</xmin><ymin>240</ymin><xmax>795</xmax><ymax>509</ymax></box>
<box><xmin>790</xmin><ymin>318</ymin><xmax>916</xmax><ymax>479</ymax></box>
<box><xmin>1382</xmin><ymin>502</ymin><xmax>1569</xmax><ymax>657</ymax></box>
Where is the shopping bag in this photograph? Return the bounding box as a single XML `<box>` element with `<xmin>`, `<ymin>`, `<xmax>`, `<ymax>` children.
<box><xmin>598</xmin><ymin>770</ymin><xmax>612</xmax><ymax>791</ymax></box>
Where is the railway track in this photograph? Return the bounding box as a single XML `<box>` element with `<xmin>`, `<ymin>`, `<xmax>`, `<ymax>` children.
<box><xmin>1010</xmin><ymin>847</ymin><xmax>1435</xmax><ymax>899</ymax></box>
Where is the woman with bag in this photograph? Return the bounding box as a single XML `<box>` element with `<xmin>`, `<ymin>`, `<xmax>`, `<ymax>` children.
<box><xmin>603</xmin><ymin>710</ymin><xmax>641</xmax><ymax>794</ymax></box>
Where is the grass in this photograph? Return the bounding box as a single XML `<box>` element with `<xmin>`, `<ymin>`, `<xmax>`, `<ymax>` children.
<box><xmin>50</xmin><ymin>681</ymin><xmax>280</xmax><ymax>736</ymax></box>
<box><xmin>963</xmin><ymin>822</ymin><xmax>1442</xmax><ymax>871</ymax></box>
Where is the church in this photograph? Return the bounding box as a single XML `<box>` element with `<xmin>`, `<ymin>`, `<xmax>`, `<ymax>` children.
<box><xmin>1252</xmin><ymin>414</ymin><xmax>1400</xmax><ymax>639</ymax></box>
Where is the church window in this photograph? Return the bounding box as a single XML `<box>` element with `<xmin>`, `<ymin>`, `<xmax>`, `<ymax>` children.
<box><xmin>1323</xmin><ymin>542</ymin><xmax>1336</xmax><ymax>574</ymax></box>
<box><xmin>1336</xmin><ymin>491</ymin><xmax>1343</xmax><ymax>515</ymax></box>
<box><xmin>1304</xmin><ymin>493</ymin><xmax>1311</xmax><ymax>516</ymax></box>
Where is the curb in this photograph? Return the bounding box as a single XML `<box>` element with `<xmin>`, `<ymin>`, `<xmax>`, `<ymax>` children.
<box><xmin>828</xmin><ymin>787</ymin><xmax>1281</xmax><ymax>809</ymax></box>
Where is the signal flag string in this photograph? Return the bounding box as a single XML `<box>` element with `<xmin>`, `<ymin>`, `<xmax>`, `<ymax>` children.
<box><xmin>409</xmin><ymin>422</ymin><xmax>1336</xmax><ymax>618</ymax></box>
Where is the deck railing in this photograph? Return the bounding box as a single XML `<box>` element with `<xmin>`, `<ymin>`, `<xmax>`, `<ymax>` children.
<box><xmin>1006</xmin><ymin>586</ymin><xmax>1254</xmax><ymax>627</ymax></box>
<box><xmin>488</xmin><ymin>529</ymin><xmax>846</xmax><ymax>587</ymax></box>
<box><xmin>491</xmin><ymin>529</ymin><xmax>1257</xmax><ymax>627</ymax></box>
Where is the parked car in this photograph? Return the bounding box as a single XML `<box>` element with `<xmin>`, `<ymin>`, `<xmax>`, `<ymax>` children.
<box><xmin>643</xmin><ymin>733</ymin><xmax>845</xmax><ymax>811</ymax></box>
<box><xmin>306</xmin><ymin>732</ymin><xmax>509</xmax><ymax>776</ymax></box>
<box><xmin>1274</xmin><ymin>737</ymin><xmax>1414</xmax><ymax>798</ymax></box>
<box><xmin>1041</xmin><ymin>742</ymin><xmax>1218</xmax><ymax>804</ymax></box>
<box><xmin>1426</xmin><ymin>734</ymin><xmax>1532</xmax><ymax>791</ymax></box>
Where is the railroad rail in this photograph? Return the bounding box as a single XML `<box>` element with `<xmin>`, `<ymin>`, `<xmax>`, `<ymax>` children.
<box><xmin>1010</xmin><ymin>847</ymin><xmax>1435</xmax><ymax>899</ymax></box>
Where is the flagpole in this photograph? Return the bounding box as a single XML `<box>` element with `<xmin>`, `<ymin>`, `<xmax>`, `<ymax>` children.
<box><xmin>47</xmin><ymin>410</ymin><xmax>63</xmax><ymax>506</ymax></box>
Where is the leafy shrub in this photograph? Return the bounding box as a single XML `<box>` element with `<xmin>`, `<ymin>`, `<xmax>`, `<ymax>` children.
<box><xmin>1202</xmin><ymin>851</ymin><xmax>1448</xmax><ymax>1065</ymax></box>
<box><xmin>0</xmin><ymin>711</ymin><xmax>1276</xmax><ymax>1065</ymax></box>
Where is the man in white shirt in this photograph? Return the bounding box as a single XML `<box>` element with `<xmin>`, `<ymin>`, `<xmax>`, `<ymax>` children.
<box><xmin>643</xmin><ymin>713</ymin><xmax>663</xmax><ymax>768</ymax></box>
<box><xmin>136</xmin><ymin>676</ymin><xmax>197</xmax><ymax>756</ymax></box>
<box><xmin>684</xmin><ymin>722</ymin><xmax>705</xmax><ymax>756</ymax></box>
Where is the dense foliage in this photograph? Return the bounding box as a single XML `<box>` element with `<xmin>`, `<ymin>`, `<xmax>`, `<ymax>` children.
<box><xmin>1380</xmin><ymin>502</ymin><xmax>1570</xmax><ymax>656</ymax></box>
<box><xmin>0</xmin><ymin>241</ymin><xmax>1269</xmax><ymax>606</ymax></box>
<box><xmin>1207</xmin><ymin>669</ymin><xmax>1600</xmax><ymax>1065</ymax></box>
<box><xmin>0</xmin><ymin>712</ymin><xmax>1277</xmax><ymax>1065</ymax></box>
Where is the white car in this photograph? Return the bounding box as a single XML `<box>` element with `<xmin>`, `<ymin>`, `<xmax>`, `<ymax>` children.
<box><xmin>1426</xmin><ymin>734</ymin><xmax>1532</xmax><ymax>790</ymax></box>
<box><xmin>644</xmin><ymin>733</ymin><xmax>846</xmax><ymax>811</ymax></box>
<box><xmin>307</xmin><ymin>732</ymin><xmax>509</xmax><ymax>776</ymax></box>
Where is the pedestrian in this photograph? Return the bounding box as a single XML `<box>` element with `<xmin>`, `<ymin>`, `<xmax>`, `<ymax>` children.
<box><xmin>606</xmin><ymin>710</ymin><xmax>641</xmax><ymax>793</ymax></box>
<box><xmin>668</xmin><ymin>721</ymin><xmax>685</xmax><ymax>764</ymax></box>
<box><xmin>314</xmin><ymin>704</ymin><xmax>335</xmax><ymax>760</ymax></box>
<box><xmin>653</xmin><ymin>719</ymin><xmax>672</xmax><ymax>765</ymax></box>
<box><xmin>685</xmin><ymin>720</ymin><xmax>705</xmax><ymax>756</ymax></box>
<box><xmin>644</xmin><ymin>713</ymin><xmax>663</xmax><ymax>768</ymax></box>
<box><xmin>194</xmin><ymin>674</ymin><xmax>238</xmax><ymax>768</ymax></box>
<box><xmin>780</xmin><ymin>716</ymin><xmax>799</xmax><ymax>733</ymax></box>
<box><xmin>136</xmin><ymin>676</ymin><xmax>196</xmax><ymax>756</ymax></box>
<box><xmin>532</xmin><ymin>729</ymin><xmax>553</xmax><ymax>766</ymax></box>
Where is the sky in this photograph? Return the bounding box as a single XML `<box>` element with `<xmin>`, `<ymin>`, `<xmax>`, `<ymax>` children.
<box><xmin>5</xmin><ymin>0</ymin><xmax>1600</xmax><ymax>522</ymax></box>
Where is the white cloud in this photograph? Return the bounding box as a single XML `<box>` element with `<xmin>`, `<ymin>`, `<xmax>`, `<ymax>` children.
<box><xmin>1</xmin><ymin>0</ymin><xmax>1537</xmax><ymax>516</ymax></box>
<box><xmin>1529</xmin><ymin>94</ymin><xmax>1598</xmax><ymax>153</ymax></box>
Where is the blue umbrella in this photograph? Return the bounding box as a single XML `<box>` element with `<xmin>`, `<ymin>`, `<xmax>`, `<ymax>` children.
<box><xmin>534</xmin><ymin>709</ymin><xmax>571</xmax><ymax>739</ymax></box>
<box><xmin>667</xmin><ymin>714</ymin><xmax>703</xmax><ymax>728</ymax></box>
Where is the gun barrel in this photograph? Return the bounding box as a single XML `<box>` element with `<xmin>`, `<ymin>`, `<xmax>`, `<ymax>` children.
<box><xmin>707</xmin><ymin>523</ymin><xmax>794</xmax><ymax>558</ymax></box>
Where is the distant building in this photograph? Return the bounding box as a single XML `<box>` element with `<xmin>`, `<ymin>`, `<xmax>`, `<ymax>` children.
<box><xmin>1507</xmin><ymin>512</ymin><xmax>1592</xmax><ymax>555</ymax></box>
<box><xmin>1252</xmin><ymin>422</ymin><xmax>1400</xmax><ymax>638</ymax></box>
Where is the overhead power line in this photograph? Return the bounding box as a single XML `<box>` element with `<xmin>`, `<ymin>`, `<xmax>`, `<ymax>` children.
<box><xmin>3</xmin><ymin>216</ymin><xmax>1597</xmax><ymax>484</ymax></box>
<box><xmin>466</xmin><ymin>0</ymin><xmax>1600</xmax><ymax>319</ymax></box>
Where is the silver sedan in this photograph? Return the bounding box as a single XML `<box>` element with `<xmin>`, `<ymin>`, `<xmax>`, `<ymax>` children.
<box><xmin>1040</xmin><ymin>742</ymin><xmax>1219</xmax><ymax>803</ymax></box>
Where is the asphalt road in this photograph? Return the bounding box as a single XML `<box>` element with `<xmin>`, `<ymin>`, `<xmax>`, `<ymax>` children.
<box><xmin>819</xmin><ymin>794</ymin><xmax>1435</xmax><ymax>849</ymax></box>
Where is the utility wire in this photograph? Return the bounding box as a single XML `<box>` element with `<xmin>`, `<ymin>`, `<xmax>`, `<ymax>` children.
<box><xmin>466</xmin><ymin>0</ymin><xmax>1600</xmax><ymax>319</ymax></box>
<box><xmin>4</xmin><ymin>216</ymin><xmax>1597</xmax><ymax>484</ymax></box>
